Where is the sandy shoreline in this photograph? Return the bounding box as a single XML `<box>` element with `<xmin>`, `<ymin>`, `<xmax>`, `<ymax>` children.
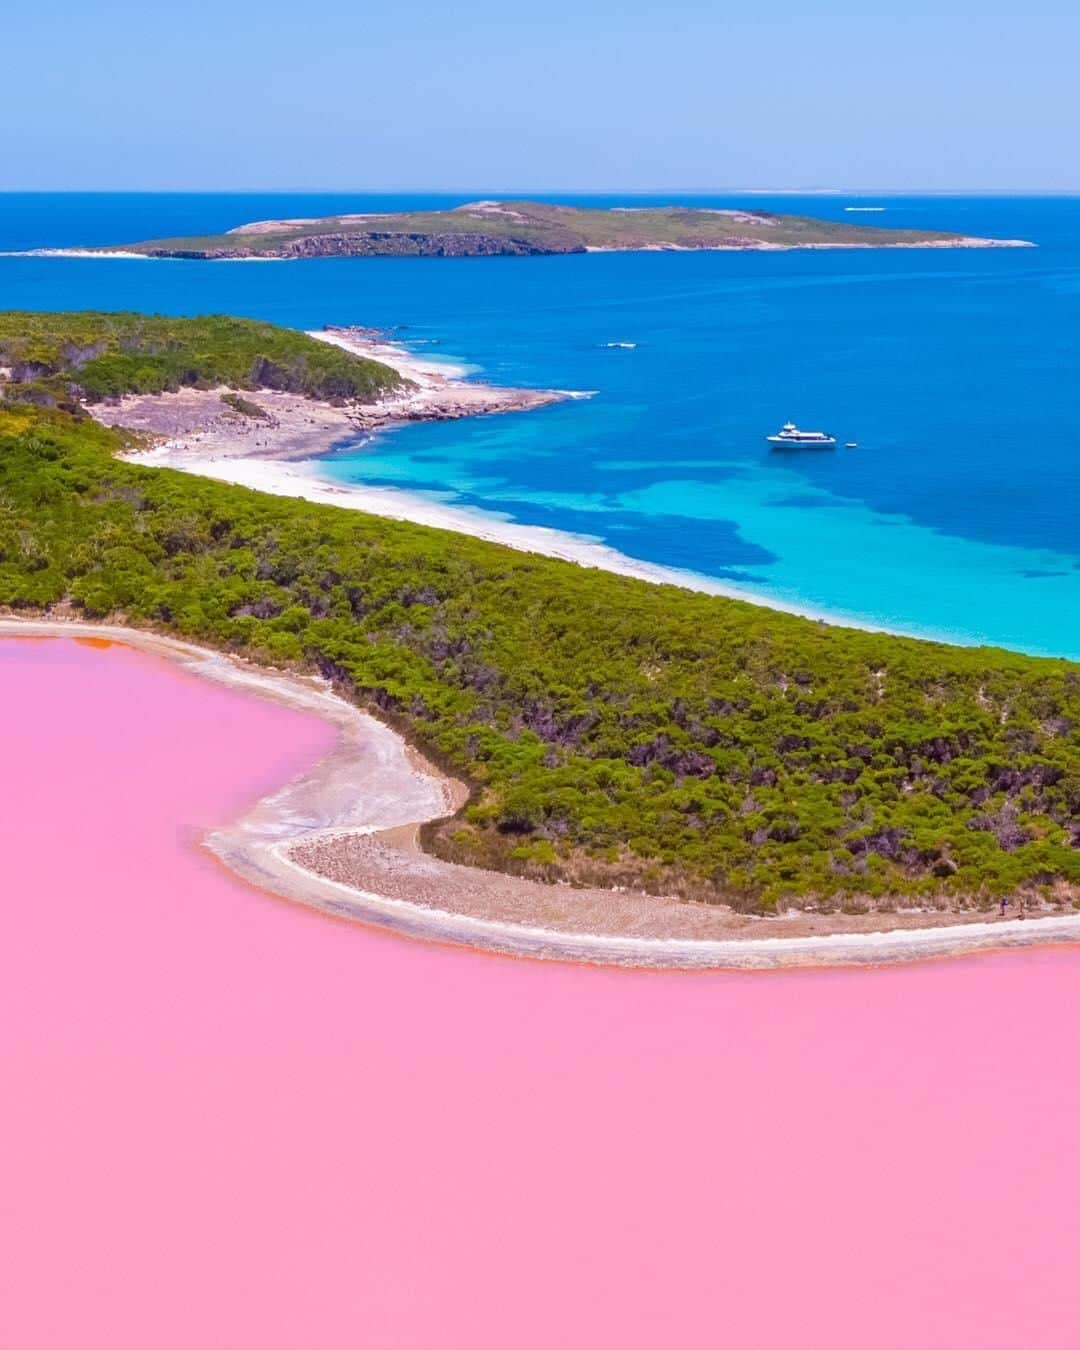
<box><xmin>3</xmin><ymin>617</ymin><xmax>1077</xmax><ymax>970</ymax></box>
<box><xmin>95</xmin><ymin>326</ymin><xmax>569</xmax><ymax>462</ymax></box>
<box><xmin>97</xmin><ymin>326</ymin><xmax>926</xmax><ymax>638</ymax></box>
<box><xmin>103</xmin><ymin>329</ymin><xmax>968</xmax><ymax>644</ymax></box>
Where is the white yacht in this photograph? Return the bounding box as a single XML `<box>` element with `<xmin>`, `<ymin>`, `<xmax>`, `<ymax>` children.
<box><xmin>766</xmin><ymin>421</ymin><xmax>837</xmax><ymax>449</ymax></box>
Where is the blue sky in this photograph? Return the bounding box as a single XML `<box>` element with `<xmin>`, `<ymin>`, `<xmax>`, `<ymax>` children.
<box><xmin>8</xmin><ymin>0</ymin><xmax>1080</xmax><ymax>191</ymax></box>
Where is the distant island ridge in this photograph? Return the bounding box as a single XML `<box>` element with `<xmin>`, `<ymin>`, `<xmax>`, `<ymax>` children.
<box><xmin>54</xmin><ymin>200</ymin><xmax>1033</xmax><ymax>259</ymax></box>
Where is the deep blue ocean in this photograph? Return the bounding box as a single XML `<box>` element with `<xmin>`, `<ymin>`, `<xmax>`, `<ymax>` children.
<box><xmin>1</xmin><ymin>192</ymin><xmax>1078</xmax><ymax>658</ymax></box>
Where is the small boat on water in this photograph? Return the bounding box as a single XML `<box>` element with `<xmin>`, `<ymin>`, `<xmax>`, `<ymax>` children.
<box><xmin>766</xmin><ymin>421</ymin><xmax>837</xmax><ymax>449</ymax></box>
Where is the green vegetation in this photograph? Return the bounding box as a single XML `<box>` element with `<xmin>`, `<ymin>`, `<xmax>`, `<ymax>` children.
<box><xmin>0</xmin><ymin>312</ymin><xmax>402</xmax><ymax>407</ymax></box>
<box><xmin>94</xmin><ymin>200</ymin><xmax>999</xmax><ymax>259</ymax></box>
<box><xmin>0</xmin><ymin>313</ymin><xmax>1075</xmax><ymax>914</ymax></box>
<box><xmin>220</xmin><ymin>392</ymin><xmax>270</xmax><ymax>420</ymax></box>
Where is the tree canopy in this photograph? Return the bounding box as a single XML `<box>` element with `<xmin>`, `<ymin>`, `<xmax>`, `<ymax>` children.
<box><xmin>1</xmin><ymin>316</ymin><xmax>1076</xmax><ymax>916</ymax></box>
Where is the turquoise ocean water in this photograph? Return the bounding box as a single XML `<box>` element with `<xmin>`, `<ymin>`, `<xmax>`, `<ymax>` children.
<box><xmin>2</xmin><ymin>193</ymin><xmax>1078</xmax><ymax>658</ymax></box>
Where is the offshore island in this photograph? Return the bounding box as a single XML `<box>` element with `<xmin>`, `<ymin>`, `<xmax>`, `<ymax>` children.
<box><xmin>0</xmin><ymin>310</ymin><xmax>1076</xmax><ymax>967</ymax></box>
<box><xmin>54</xmin><ymin>199</ymin><xmax>1033</xmax><ymax>259</ymax></box>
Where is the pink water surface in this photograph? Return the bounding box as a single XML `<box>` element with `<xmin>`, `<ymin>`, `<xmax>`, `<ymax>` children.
<box><xmin>2</xmin><ymin>636</ymin><xmax>1079</xmax><ymax>1349</ymax></box>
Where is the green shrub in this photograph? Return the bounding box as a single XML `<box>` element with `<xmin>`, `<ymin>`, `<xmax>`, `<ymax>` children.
<box><xmin>0</xmin><ymin>361</ymin><xmax>1077</xmax><ymax>911</ymax></box>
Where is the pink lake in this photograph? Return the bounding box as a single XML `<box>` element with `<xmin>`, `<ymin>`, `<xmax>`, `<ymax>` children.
<box><xmin>2</xmin><ymin>635</ymin><xmax>1079</xmax><ymax>1349</ymax></box>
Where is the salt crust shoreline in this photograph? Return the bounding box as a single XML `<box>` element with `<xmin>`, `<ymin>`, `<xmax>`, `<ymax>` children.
<box><xmin>3</xmin><ymin>617</ymin><xmax>1077</xmax><ymax>970</ymax></box>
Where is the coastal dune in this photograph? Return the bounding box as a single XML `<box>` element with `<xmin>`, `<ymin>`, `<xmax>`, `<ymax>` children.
<box><xmin>4</xmin><ymin>618</ymin><xmax>1078</xmax><ymax>969</ymax></box>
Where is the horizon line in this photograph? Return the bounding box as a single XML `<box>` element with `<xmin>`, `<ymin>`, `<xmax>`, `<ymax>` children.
<box><xmin>4</xmin><ymin>186</ymin><xmax>1080</xmax><ymax>197</ymax></box>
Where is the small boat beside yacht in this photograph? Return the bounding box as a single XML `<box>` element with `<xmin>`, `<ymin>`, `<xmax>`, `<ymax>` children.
<box><xmin>766</xmin><ymin>421</ymin><xmax>838</xmax><ymax>449</ymax></box>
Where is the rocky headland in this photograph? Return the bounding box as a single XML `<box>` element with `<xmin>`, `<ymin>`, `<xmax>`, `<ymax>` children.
<box><xmin>91</xmin><ymin>326</ymin><xmax>569</xmax><ymax>459</ymax></box>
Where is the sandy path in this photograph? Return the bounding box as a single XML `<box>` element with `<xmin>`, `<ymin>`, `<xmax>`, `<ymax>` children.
<box><xmin>3</xmin><ymin>617</ymin><xmax>1077</xmax><ymax>969</ymax></box>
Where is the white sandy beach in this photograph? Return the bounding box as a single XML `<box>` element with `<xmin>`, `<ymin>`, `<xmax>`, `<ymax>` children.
<box><xmin>103</xmin><ymin>327</ymin><xmax>969</xmax><ymax>646</ymax></box>
<box><xmin>145</xmin><ymin>452</ymin><xmax>885</xmax><ymax>634</ymax></box>
<box><xmin>101</xmin><ymin>326</ymin><xmax>893</xmax><ymax>635</ymax></box>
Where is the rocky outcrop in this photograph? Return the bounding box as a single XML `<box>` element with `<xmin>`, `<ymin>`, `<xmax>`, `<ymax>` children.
<box><xmin>283</xmin><ymin>230</ymin><xmax>584</xmax><ymax>257</ymax></box>
<box><xmin>143</xmin><ymin>232</ymin><xmax>586</xmax><ymax>260</ymax></box>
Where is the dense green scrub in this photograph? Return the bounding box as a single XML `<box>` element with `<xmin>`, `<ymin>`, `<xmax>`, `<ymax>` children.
<box><xmin>2</xmin><ymin>402</ymin><xmax>1077</xmax><ymax>912</ymax></box>
<box><xmin>0</xmin><ymin>312</ymin><xmax>401</xmax><ymax>407</ymax></box>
